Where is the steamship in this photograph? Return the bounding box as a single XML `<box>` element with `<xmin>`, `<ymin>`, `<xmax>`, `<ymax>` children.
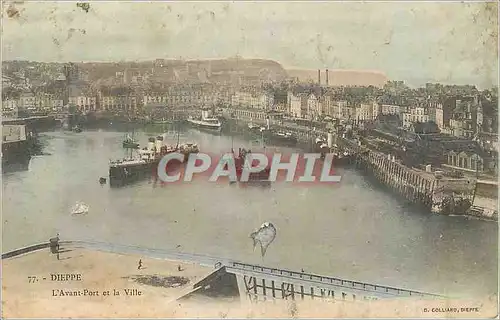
<box><xmin>186</xmin><ymin>110</ymin><xmax>222</xmax><ymax>132</ymax></box>
<box><xmin>109</xmin><ymin>136</ymin><xmax>198</xmax><ymax>187</ymax></box>
<box><xmin>224</xmin><ymin>148</ymin><xmax>271</xmax><ymax>186</ymax></box>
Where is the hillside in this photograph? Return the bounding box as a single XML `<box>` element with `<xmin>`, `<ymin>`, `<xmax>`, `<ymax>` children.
<box><xmin>76</xmin><ymin>58</ymin><xmax>288</xmax><ymax>84</ymax></box>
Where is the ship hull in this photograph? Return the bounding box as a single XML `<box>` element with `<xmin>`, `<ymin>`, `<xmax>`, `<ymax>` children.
<box><xmin>226</xmin><ymin>150</ymin><xmax>272</xmax><ymax>185</ymax></box>
<box><xmin>109</xmin><ymin>150</ymin><xmax>190</xmax><ymax>187</ymax></box>
<box><xmin>109</xmin><ymin>161</ymin><xmax>158</xmax><ymax>188</ymax></box>
<box><xmin>186</xmin><ymin>119</ymin><xmax>222</xmax><ymax>133</ymax></box>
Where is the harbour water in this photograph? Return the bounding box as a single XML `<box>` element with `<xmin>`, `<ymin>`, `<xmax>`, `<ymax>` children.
<box><xmin>2</xmin><ymin>126</ymin><xmax>497</xmax><ymax>298</ymax></box>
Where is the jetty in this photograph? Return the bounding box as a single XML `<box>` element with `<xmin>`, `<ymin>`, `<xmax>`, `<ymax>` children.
<box><xmin>222</xmin><ymin>115</ymin><xmax>497</xmax><ymax>220</ymax></box>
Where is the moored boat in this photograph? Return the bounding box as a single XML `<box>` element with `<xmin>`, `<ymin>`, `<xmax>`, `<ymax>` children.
<box><xmin>151</xmin><ymin>119</ymin><xmax>173</xmax><ymax>125</ymax></box>
<box><xmin>178</xmin><ymin>143</ymin><xmax>200</xmax><ymax>162</ymax></box>
<box><xmin>122</xmin><ymin>133</ymin><xmax>140</xmax><ymax>149</ymax></box>
<box><xmin>110</xmin><ymin>134</ymin><xmax>201</xmax><ymax>187</ymax></box>
<box><xmin>186</xmin><ymin>109</ymin><xmax>222</xmax><ymax>132</ymax></box>
<box><xmin>261</xmin><ymin>128</ymin><xmax>297</xmax><ymax>146</ymax></box>
<box><xmin>187</xmin><ymin>116</ymin><xmax>222</xmax><ymax>132</ymax></box>
<box><xmin>225</xmin><ymin>148</ymin><xmax>271</xmax><ymax>184</ymax></box>
<box><xmin>110</xmin><ymin>136</ymin><xmax>178</xmax><ymax>187</ymax></box>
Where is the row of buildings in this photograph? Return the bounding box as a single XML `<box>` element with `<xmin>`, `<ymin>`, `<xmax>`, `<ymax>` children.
<box><xmin>3</xmin><ymin>85</ymin><xmax>271</xmax><ymax>114</ymax></box>
<box><xmin>285</xmin><ymin>89</ymin><xmax>488</xmax><ymax>138</ymax></box>
<box><xmin>2</xmin><ymin>82</ymin><xmax>492</xmax><ymax>140</ymax></box>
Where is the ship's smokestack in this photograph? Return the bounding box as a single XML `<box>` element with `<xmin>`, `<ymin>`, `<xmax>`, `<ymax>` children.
<box><xmin>326</xmin><ymin>69</ymin><xmax>329</xmax><ymax>86</ymax></box>
<box><xmin>155</xmin><ymin>136</ymin><xmax>163</xmax><ymax>153</ymax></box>
<box><xmin>318</xmin><ymin>69</ymin><xmax>321</xmax><ymax>85</ymax></box>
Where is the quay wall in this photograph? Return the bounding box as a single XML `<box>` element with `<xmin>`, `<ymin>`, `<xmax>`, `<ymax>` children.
<box><xmin>335</xmin><ymin>137</ymin><xmax>484</xmax><ymax>217</ymax></box>
<box><xmin>355</xmin><ymin>147</ymin><xmax>436</xmax><ymax>211</ymax></box>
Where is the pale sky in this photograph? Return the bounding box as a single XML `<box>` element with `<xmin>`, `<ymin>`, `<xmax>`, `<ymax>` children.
<box><xmin>1</xmin><ymin>1</ymin><xmax>498</xmax><ymax>88</ymax></box>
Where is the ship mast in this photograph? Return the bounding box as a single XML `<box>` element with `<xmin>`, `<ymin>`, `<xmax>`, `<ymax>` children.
<box><xmin>175</xmin><ymin>111</ymin><xmax>180</xmax><ymax>148</ymax></box>
<box><xmin>231</xmin><ymin>117</ymin><xmax>235</xmax><ymax>152</ymax></box>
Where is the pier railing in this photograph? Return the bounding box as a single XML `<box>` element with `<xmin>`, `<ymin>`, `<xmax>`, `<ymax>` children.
<box><xmin>3</xmin><ymin>239</ymin><xmax>445</xmax><ymax>299</ymax></box>
<box><xmin>228</xmin><ymin>262</ymin><xmax>442</xmax><ymax>298</ymax></box>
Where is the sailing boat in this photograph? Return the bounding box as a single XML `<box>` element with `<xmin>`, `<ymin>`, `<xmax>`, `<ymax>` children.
<box><xmin>123</xmin><ymin>127</ymin><xmax>140</xmax><ymax>149</ymax></box>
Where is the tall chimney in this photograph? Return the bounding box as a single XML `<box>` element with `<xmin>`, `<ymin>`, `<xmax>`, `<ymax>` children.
<box><xmin>326</xmin><ymin>69</ymin><xmax>329</xmax><ymax>86</ymax></box>
<box><xmin>318</xmin><ymin>69</ymin><xmax>321</xmax><ymax>85</ymax></box>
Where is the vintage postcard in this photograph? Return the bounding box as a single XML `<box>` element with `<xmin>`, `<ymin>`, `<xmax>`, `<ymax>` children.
<box><xmin>1</xmin><ymin>0</ymin><xmax>498</xmax><ymax>318</ymax></box>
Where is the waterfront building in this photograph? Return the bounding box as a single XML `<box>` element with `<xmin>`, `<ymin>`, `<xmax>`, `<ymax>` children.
<box><xmin>99</xmin><ymin>95</ymin><xmax>138</xmax><ymax>112</ymax></box>
<box><xmin>289</xmin><ymin>92</ymin><xmax>308</xmax><ymax>118</ymax></box>
<box><xmin>228</xmin><ymin>108</ymin><xmax>268</xmax><ymax>121</ymax></box>
<box><xmin>342</xmin><ymin>104</ymin><xmax>356</xmax><ymax>121</ymax></box>
<box><xmin>355</xmin><ymin>103</ymin><xmax>374</xmax><ymax>123</ymax></box>
<box><xmin>231</xmin><ymin>88</ymin><xmax>274</xmax><ymax>110</ymax></box>
<box><xmin>272</xmin><ymin>102</ymin><xmax>287</xmax><ymax>112</ymax></box>
<box><xmin>444</xmin><ymin>150</ymin><xmax>485</xmax><ymax>173</ymax></box>
<box><xmin>427</xmin><ymin>102</ymin><xmax>445</xmax><ymax>130</ymax></box>
<box><xmin>402</xmin><ymin>106</ymin><xmax>429</xmax><ymax>128</ymax></box>
<box><xmin>51</xmin><ymin>98</ymin><xmax>64</xmax><ymax>110</ymax></box>
<box><xmin>307</xmin><ymin>93</ymin><xmax>322</xmax><ymax>119</ymax></box>
<box><xmin>3</xmin><ymin>99</ymin><xmax>18</xmax><ymax>111</ymax></box>
<box><xmin>2</xmin><ymin>74</ymin><xmax>14</xmax><ymax>88</ymax></box>
<box><xmin>442</xmin><ymin>96</ymin><xmax>484</xmax><ymax>138</ymax></box>
<box><xmin>143</xmin><ymin>94</ymin><xmax>168</xmax><ymax>106</ymax></box>
<box><xmin>69</xmin><ymin>94</ymin><xmax>97</xmax><ymax>112</ymax></box>
<box><xmin>18</xmin><ymin>91</ymin><xmax>36</xmax><ymax>110</ymax></box>
<box><xmin>381</xmin><ymin>104</ymin><xmax>401</xmax><ymax>116</ymax></box>
<box><xmin>2</xmin><ymin>99</ymin><xmax>18</xmax><ymax>118</ymax></box>
<box><xmin>34</xmin><ymin>92</ymin><xmax>64</xmax><ymax>111</ymax></box>
<box><xmin>328</xmin><ymin>100</ymin><xmax>347</xmax><ymax>119</ymax></box>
